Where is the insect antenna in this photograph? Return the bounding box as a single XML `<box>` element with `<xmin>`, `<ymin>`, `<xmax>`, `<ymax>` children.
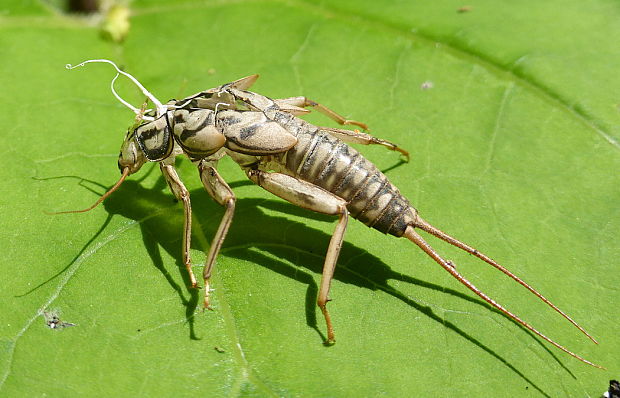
<box><xmin>66</xmin><ymin>59</ymin><xmax>164</xmax><ymax>118</ymax></box>
<box><xmin>47</xmin><ymin>167</ymin><xmax>130</xmax><ymax>215</ymax></box>
<box><xmin>404</xmin><ymin>224</ymin><xmax>603</xmax><ymax>369</ymax></box>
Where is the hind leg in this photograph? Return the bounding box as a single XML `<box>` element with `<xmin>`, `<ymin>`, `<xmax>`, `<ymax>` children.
<box><xmin>246</xmin><ymin>169</ymin><xmax>349</xmax><ymax>343</ymax></box>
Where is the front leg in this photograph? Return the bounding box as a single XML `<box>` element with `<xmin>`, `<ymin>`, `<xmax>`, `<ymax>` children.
<box><xmin>246</xmin><ymin>169</ymin><xmax>349</xmax><ymax>343</ymax></box>
<box><xmin>198</xmin><ymin>161</ymin><xmax>236</xmax><ymax>309</ymax></box>
<box><xmin>160</xmin><ymin>163</ymin><xmax>198</xmax><ymax>288</ymax></box>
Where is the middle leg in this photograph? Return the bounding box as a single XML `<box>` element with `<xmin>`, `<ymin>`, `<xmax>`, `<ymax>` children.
<box><xmin>198</xmin><ymin>161</ymin><xmax>237</xmax><ymax>309</ymax></box>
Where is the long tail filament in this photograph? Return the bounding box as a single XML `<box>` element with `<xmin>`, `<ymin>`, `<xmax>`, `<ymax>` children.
<box><xmin>404</xmin><ymin>218</ymin><xmax>602</xmax><ymax>369</ymax></box>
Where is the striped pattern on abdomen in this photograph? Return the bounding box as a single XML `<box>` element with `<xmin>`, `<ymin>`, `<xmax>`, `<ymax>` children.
<box><xmin>283</xmin><ymin>128</ymin><xmax>417</xmax><ymax>236</ymax></box>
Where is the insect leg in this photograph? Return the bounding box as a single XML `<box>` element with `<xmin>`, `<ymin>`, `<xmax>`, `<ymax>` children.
<box><xmin>274</xmin><ymin>96</ymin><xmax>369</xmax><ymax>130</ymax></box>
<box><xmin>198</xmin><ymin>161</ymin><xmax>236</xmax><ymax>309</ymax></box>
<box><xmin>319</xmin><ymin>126</ymin><xmax>410</xmax><ymax>161</ymax></box>
<box><xmin>246</xmin><ymin>169</ymin><xmax>349</xmax><ymax>343</ymax></box>
<box><xmin>160</xmin><ymin>163</ymin><xmax>198</xmax><ymax>288</ymax></box>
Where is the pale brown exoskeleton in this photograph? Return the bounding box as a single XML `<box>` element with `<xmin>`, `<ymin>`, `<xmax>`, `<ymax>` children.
<box><xmin>58</xmin><ymin>59</ymin><xmax>601</xmax><ymax>368</ymax></box>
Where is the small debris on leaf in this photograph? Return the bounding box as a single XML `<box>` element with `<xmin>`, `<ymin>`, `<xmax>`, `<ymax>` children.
<box><xmin>44</xmin><ymin>310</ymin><xmax>76</xmax><ymax>330</ymax></box>
<box><xmin>101</xmin><ymin>4</ymin><xmax>131</xmax><ymax>43</ymax></box>
<box><xmin>420</xmin><ymin>81</ymin><xmax>434</xmax><ymax>90</ymax></box>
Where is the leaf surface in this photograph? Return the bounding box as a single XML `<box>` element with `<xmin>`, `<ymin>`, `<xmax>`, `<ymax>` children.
<box><xmin>1</xmin><ymin>1</ymin><xmax>618</xmax><ymax>396</ymax></box>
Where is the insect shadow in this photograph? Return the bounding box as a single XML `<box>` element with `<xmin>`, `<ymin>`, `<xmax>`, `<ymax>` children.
<box><xmin>95</xmin><ymin>172</ymin><xmax>562</xmax><ymax>396</ymax></box>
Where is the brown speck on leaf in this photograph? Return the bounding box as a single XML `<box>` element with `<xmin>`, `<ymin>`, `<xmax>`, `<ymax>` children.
<box><xmin>68</xmin><ymin>0</ymin><xmax>99</xmax><ymax>13</ymax></box>
<box><xmin>457</xmin><ymin>5</ymin><xmax>472</xmax><ymax>13</ymax></box>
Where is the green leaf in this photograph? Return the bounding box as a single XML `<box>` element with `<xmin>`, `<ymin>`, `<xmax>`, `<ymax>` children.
<box><xmin>1</xmin><ymin>1</ymin><xmax>618</xmax><ymax>396</ymax></box>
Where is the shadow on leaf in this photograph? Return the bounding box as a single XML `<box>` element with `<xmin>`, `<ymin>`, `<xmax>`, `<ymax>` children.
<box><xmin>92</xmin><ymin>174</ymin><xmax>562</xmax><ymax>396</ymax></box>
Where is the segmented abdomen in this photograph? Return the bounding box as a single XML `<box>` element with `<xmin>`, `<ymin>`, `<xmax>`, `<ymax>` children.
<box><xmin>282</xmin><ymin>126</ymin><xmax>417</xmax><ymax>237</ymax></box>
